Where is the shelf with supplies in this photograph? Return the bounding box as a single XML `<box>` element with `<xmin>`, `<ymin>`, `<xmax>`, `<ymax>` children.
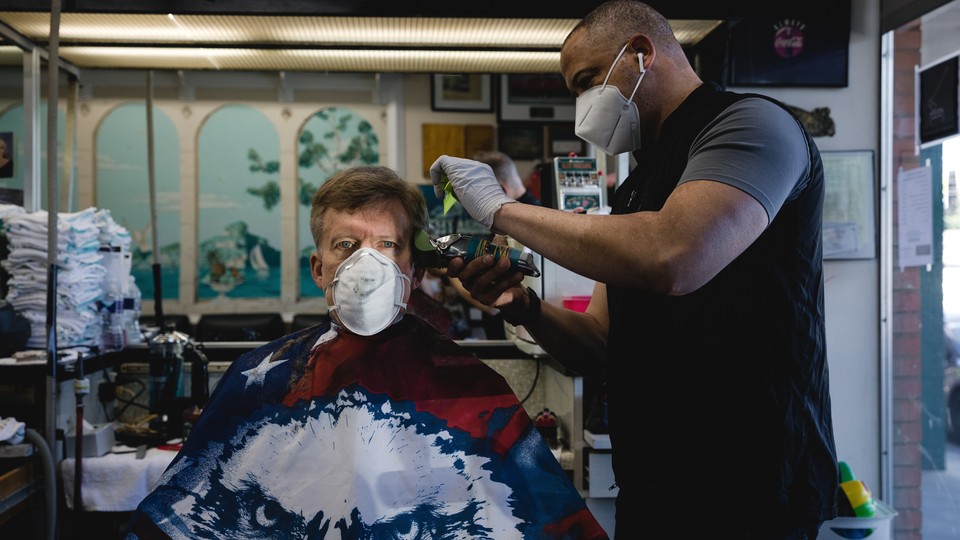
<box><xmin>0</xmin><ymin>350</ymin><xmax>118</xmax><ymax>383</ymax></box>
<box><xmin>582</xmin><ymin>430</ymin><xmax>618</xmax><ymax>499</ymax></box>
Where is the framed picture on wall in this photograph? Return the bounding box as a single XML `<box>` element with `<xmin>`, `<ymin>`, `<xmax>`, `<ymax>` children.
<box><xmin>917</xmin><ymin>54</ymin><xmax>959</xmax><ymax>148</ymax></box>
<box><xmin>431</xmin><ymin>74</ymin><xmax>494</xmax><ymax>112</ymax></box>
<box><xmin>821</xmin><ymin>150</ymin><xmax>877</xmax><ymax>260</ymax></box>
<box><xmin>545</xmin><ymin>125</ymin><xmax>586</xmax><ymax>158</ymax></box>
<box><xmin>497</xmin><ymin>123</ymin><xmax>544</xmax><ymax>161</ymax></box>
<box><xmin>498</xmin><ymin>74</ymin><xmax>575</xmax><ymax>122</ymax></box>
<box><xmin>727</xmin><ymin>9</ymin><xmax>851</xmax><ymax>87</ymax></box>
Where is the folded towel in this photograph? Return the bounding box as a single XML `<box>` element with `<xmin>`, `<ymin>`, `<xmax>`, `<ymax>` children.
<box><xmin>59</xmin><ymin>448</ymin><xmax>177</xmax><ymax>512</ymax></box>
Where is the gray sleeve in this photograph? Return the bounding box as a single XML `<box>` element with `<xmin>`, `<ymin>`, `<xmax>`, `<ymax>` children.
<box><xmin>678</xmin><ymin>98</ymin><xmax>810</xmax><ymax>222</ymax></box>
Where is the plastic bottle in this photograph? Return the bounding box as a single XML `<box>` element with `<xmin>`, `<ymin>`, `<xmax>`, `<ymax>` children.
<box><xmin>100</xmin><ymin>292</ymin><xmax>126</xmax><ymax>353</ymax></box>
<box><xmin>123</xmin><ymin>276</ymin><xmax>143</xmax><ymax>344</ymax></box>
<box><xmin>839</xmin><ymin>461</ymin><xmax>877</xmax><ymax>518</ymax></box>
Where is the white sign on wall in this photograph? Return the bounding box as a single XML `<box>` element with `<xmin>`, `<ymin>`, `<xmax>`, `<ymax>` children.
<box><xmin>897</xmin><ymin>165</ymin><xmax>934</xmax><ymax>269</ymax></box>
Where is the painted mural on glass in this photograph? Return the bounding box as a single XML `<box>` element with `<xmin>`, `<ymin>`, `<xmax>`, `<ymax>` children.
<box><xmin>198</xmin><ymin>105</ymin><xmax>281</xmax><ymax>300</ymax></box>
<box><xmin>95</xmin><ymin>103</ymin><xmax>180</xmax><ymax>300</ymax></box>
<box><xmin>296</xmin><ymin>106</ymin><xmax>380</xmax><ymax>298</ymax></box>
<box><xmin>0</xmin><ymin>104</ymin><xmax>67</xmax><ymax>209</ymax></box>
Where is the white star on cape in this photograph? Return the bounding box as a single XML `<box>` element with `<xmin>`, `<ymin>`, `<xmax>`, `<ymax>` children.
<box><xmin>241</xmin><ymin>352</ymin><xmax>288</xmax><ymax>389</ymax></box>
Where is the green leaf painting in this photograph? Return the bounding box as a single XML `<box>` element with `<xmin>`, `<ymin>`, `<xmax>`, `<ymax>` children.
<box><xmin>296</xmin><ymin>106</ymin><xmax>380</xmax><ymax>298</ymax></box>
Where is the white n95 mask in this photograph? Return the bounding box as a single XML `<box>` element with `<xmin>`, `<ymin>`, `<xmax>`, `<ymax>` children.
<box><xmin>575</xmin><ymin>45</ymin><xmax>646</xmax><ymax>155</ymax></box>
<box><xmin>327</xmin><ymin>248</ymin><xmax>411</xmax><ymax>336</ymax></box>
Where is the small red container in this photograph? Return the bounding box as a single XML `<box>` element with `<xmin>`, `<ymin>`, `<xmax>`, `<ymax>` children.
<box><xmin>562</xmin><ymin>295</ymin><xmax>591</xmax><ymax>313</ymax></box>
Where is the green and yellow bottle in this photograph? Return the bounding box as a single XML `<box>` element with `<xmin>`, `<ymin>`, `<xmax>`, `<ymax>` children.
<box><xmin>839</xmin><ymin>461</ymin><xmax>877</xmax><ymax>518</ymax></box>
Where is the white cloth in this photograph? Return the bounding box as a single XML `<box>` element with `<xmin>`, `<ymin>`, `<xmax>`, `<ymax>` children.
<box><xmin>59</xmin><ymin>448</ymin><xmax>177</xmax><ymax>512</ymax></box>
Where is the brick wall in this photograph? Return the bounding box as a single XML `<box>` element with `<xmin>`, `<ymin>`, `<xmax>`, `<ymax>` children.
<box><xmin>891</xmin><ymin>21</ymin><xmax>924</xmax><ymax>540</ymax></box>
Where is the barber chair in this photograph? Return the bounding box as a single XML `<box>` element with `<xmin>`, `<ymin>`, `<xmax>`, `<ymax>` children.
<box><xmin>291</xmin><ymin>313</ymin><xmax>330</xmax><ymax>332</ymax></box>
<box><xmin>195</xmin><ymin>313</ymin><xmax>285</xmax><ymax>342</ymax></box>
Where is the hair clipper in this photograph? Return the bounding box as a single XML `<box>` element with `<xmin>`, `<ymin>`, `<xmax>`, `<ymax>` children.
<box><xmin>415</xmin><ymin>231</ymin><xmax>541</xmax><ymax>277</ymax></box>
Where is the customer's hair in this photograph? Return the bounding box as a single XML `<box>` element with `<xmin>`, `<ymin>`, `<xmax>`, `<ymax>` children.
<box><xmin>566</xmin><ymin>0</ymin><xmax>683</xmax><ymax>57</ymax></box>
<box><xmin>309</xmin><ymin>166</ymin><xmax>427</xmax><ymax>250</ymax></box>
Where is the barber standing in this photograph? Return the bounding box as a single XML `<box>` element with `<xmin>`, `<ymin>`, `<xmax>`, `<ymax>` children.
<box><xmin>430</xmin><ymin>1</ymin><xmax>839</xmax><ymax>538</ymax></box>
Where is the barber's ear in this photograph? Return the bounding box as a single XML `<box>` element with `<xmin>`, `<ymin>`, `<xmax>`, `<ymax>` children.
<box><xmin>628</xmin><ymin>34</ymin><xmax>653</xmax><ymax>65</ymax></box>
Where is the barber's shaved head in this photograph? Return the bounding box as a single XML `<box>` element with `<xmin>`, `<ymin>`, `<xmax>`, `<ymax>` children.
<box><xmin>565</xmin><ymin>0</ymin><xmax>685</xmax><ymax>59</ymax></box>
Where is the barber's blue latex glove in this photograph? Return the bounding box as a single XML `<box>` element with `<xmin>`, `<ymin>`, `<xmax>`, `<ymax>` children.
<box><xmin>430</xmin><ymin>155</ymin><xmax>517</xmax><ymax>229</ymax></box>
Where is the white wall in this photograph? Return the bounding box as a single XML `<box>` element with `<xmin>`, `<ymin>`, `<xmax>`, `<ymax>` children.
<box><xmin>727</xmin><ymin>0</ymin><xmax>882</xmax><ymax>491</ymax></box>
<box><xmin>399</xmin><ymin>75</ymin><xmax>542</xmax><ymax>185</ymax></box>
<box><xmin>400</xmin><ymin>74</ymin><xmax>498</xmax><ymax>185</ymax></box>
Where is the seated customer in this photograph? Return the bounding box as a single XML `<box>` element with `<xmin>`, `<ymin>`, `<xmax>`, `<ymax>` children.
<box><xmin>125</xmin><ymin>166</ymin><xmax>606</xmax><ymax>540</ymax></box>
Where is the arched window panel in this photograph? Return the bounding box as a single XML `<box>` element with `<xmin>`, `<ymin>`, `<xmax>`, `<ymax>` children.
<box><xmin>95</xmin><ymin>102</ymin><xmax>180</xmax><ymax>300</ymax></box>
<box><xmin>296</xmin><ymin>106</ymin><xmax>381</xmax><ymax>299</ymax></box>
<box><xmin>198</xmin><ymin>104</ymin><xmax>280</xmax><ymax>301</ymax></box>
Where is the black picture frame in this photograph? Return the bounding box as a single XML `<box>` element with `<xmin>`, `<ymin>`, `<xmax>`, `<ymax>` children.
<box><xmin>430</xmin><ymin>74</ymin><xmax>494</xmax><ymax>113</ymax></box>
<box><xmin>727</xmin><ymin>10</ymin><xmax>850</xmax><ymax>87</ymax></box>
<box><xmin>497</xmin><ymin>123</ymin><xmax>544</xmax><ymax>161</ymax></box>
<box><xmin>498</xmin><ymin>74</ymin><xmax>575</xmax><ymax>123</ymax></box>
<box><xmin>918</xmin><ymin>55</ymin><xmax>959</xmax><ymax>147</ymax></box>
<box><xmin>545</xmin><ymin>124</ymin><xmax>585</xmax><ymax>158</ymax></box>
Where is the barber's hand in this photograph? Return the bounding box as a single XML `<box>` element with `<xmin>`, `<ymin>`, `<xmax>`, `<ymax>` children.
<box><xmin>430</xmin><ymin>155</ymin><xmax>516</xmax><ymax>229</ymax></box>
<box><xmin>447</xmin><ymin>252</ymin><xmax>526</xmax><ymax>311</ymax></box>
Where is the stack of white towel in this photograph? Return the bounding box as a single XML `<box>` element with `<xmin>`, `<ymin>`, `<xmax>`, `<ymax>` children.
<box><xmin>0</xmin><ymin>203</ymin><xmax>26</xmax><ymax>292</ymax></box>
<box><xmin>95</xmin><ymin>207</ymin><xmax>132</xmax><ymax>253</ymax></box>
<box><xmin>0</xmin><ymin>203</ymin><xmax>26</xmax><ymax>221</ymax></box>
<box><xmin>1</xmin><ymin>206</ymin><xmax>130</xmax><ymax>349</ymax></box>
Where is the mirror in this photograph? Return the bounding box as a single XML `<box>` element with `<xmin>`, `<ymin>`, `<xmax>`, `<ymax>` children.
<box><xmin>0</xmin><ymin>25</ymin><xmax>78</xmax><ymax>212</ymax></box>
<box><xmin>0</xmin><ymin>33</ymin><xmax>23</xmax><ymax>205</ymax></box>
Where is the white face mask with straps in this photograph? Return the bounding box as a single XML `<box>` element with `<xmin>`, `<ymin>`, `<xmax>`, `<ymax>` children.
<box><xmin>326</xmin><ymin>248</ymin><xmax>411</xmax><ymax>336</ymax></box>
<box><xmin>574</xmin><ymin>42</ymin><xmax>646</xmax><ymax>155</ymax></box>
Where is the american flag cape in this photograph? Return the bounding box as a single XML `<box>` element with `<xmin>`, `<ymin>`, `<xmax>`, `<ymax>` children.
<box><xmin>125</xmin><ymin>315</ymin><xmax>607</xmax><ymax>540</ymax></box>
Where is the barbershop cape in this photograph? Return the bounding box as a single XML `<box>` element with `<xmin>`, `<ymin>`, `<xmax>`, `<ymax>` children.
<box><xmin>125</xmin><ymin>315</ymin><xmax>606</xmax><ymax>540</ymax></box>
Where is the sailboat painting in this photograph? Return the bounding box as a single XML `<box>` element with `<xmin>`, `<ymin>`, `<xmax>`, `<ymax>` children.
<box><xmin>198</xmin><ymin>224</ymin><xmax>281</xmax><ymax>300</ymax></box>
<box><xmin>197</xmin><ymin>105</ymin><xmax>281</xmax><ymax>300</ymax></box>
<box><xmin>250</xmin><ymin>243</ymin><xmax>269</xmax><ymax>279</ymax></box>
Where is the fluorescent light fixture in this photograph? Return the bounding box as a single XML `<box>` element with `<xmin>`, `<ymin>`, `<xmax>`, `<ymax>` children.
<box><xmin>56</xmin><ymin>46</ymin><xmax>562</xmax><ymax>73</ymax></box>
<box><xmin>0</xmin><ymin>12</ymin><xmax>722</xmax><ymax>73</ymax></box>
